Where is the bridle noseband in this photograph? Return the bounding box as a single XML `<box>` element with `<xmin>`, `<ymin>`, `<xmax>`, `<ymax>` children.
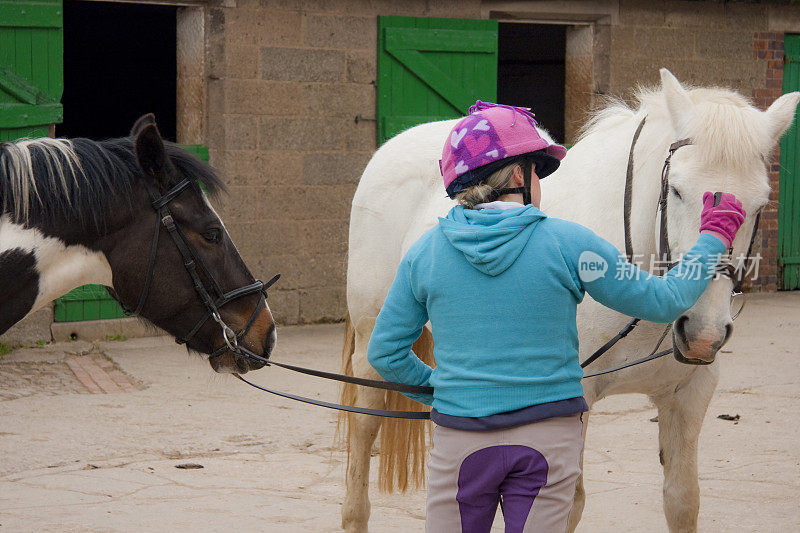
<box><xmin>124</xmin><ymin>176</ymin><xmax>280</xmax><ymax>367</ymax></box>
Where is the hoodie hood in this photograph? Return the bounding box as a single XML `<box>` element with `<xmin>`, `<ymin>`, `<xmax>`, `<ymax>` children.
<box><xmin>438</xmin><ymin>204</ymin><xmax>546</xmax><ymax>276</ymax></box>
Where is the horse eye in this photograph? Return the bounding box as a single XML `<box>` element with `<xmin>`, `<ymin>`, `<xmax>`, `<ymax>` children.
<box><xmin>203</xmin><ymin>228</ymin><xmax>221</xmax><ymax>243</ymax></box>
<box><xmin>670</xmin><ymin>186</ymin><xmax>682</xmax><ymax>200</ymax></box>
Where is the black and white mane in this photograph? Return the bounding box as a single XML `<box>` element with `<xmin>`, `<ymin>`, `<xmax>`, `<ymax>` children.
<box><xmin>0</xmin><ymin>137</ymin><xmax>226</xmax><ymax>232</ymax></box>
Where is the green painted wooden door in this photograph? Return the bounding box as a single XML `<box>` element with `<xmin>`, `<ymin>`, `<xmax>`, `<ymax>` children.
<box><xmin>0</xmin><ymin>0</ymin><xmax>63</xmax><ymax>141</ymax></box>
<box><xmin>780</xmin><ymin>34</ymin><xmax>800</xmax><ymax>290</ymax></box>
<box><xmin>377</xmin><ymin>16</ymin><xmax>498</xmax><ymax>144</ymax></box>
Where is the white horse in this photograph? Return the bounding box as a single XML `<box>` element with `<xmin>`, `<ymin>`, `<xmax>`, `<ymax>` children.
<box><xmin>338</xmin><ymin>69</ymin><xmax>799</xmax><ymax>532</ymax></box>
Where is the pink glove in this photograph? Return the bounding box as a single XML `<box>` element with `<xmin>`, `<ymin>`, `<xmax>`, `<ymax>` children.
<box><xmin>700</xmin><ymin>192</ymin><xmax>746</xmax><ymax>248</ymax></box>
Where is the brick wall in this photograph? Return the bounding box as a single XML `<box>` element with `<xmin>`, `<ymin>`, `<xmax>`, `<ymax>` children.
<box><xmin>751</xmin><ymin>32</ymin><xmax>785</xmax><ymax>291</ymax></box>
<box><xmin>205</xmin><ymin>1</ymin><xmax>481</xmax><ymax>324</ymax></box>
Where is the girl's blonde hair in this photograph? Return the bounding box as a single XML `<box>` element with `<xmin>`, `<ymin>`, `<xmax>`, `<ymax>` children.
<box><xmin>454</xmin><ymin>162</ymin><xmax>520</xmax><ymax>209</ymax></box>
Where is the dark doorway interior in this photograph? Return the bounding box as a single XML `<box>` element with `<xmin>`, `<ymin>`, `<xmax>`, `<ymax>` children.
<box><xmin>497</xmin><ymin>23</ymin><xmax>566</xmax><ymax>143</ymax></box>
<box><xmin>59</xmin><ymin>0</ymin><xmax>177</xmax><ymax>141</ymax></box>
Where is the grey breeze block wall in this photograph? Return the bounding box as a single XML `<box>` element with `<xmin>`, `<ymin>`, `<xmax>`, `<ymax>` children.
<box><xmin>205</xmin><ymin>0</ymin><xmax>482</xmax><ymax>325</ymax></box>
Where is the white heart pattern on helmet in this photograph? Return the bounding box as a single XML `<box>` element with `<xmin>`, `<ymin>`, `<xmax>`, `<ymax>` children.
<box><xmin>455</xmin><ymin>160</ymin><xmax>469</xmax><ymax>174</ymax></box>
<box><xmin>473</xmin><ymin>119</ymin><xmax>490</xmax><ymax>131</ymax></box>
<box><xmin>485</xmin><ymin>149</ymin><xmax>499</xmax><ymax>158</ymax></box>
<box><xmin>451</xmin><ymin>128</ymin><xmax>467</xmax><ymax>148</ymax></box>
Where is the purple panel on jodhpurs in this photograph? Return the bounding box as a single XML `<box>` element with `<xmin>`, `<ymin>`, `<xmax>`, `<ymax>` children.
<box><xmin>456</xmin><ymin>445</ymin><xmax>549</xmax><ymax>533</ymax></box>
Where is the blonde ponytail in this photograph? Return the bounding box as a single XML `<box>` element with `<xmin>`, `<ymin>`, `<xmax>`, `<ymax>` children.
<box><xmin>454</xmin><ymin>163</ymin><xmax>520</xmax><ymax>209</ymax></box>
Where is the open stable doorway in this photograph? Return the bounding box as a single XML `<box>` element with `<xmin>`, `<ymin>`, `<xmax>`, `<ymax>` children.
<box><xmin>59</xmin><ymin>0</ymin><xmax>177</xmax><ymax>140</ymax></box>
<box><xmin>54</xmin><ymin>0</ymin><xmax>179</xmax><ymax>322</ymax></box>
<box><xmin>497</xmin><ymin>22</ymin><xmax>567</xmax><ymax>144</ymax></box>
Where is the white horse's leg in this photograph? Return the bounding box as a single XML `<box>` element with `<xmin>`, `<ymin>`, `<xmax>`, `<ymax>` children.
<box><xmin>567</xmin><ymin>412</ymin><xmax>589</xmax><ymax>532</ymax></box>
<box><xmin>342</xmin><ymin>320</ymin><xmax>385</xmax><ymax>533</ymax></box>
<box><xmin>651</xmin><ymin>365</ymin><xmax>718</xmax><ymax>533</ymax></box>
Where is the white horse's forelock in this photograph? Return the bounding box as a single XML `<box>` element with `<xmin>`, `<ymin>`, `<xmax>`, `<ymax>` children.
<box><xmin>1</xmin><ymin>138</ymin><xmax>85</xmax><ymax>222</ymax></box>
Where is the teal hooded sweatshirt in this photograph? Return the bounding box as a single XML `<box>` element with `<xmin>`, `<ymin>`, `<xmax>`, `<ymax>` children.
<box><xmin>367</xmin><ymin>204</ymin><xmax>726</xmax><ymax>417</ymax></box>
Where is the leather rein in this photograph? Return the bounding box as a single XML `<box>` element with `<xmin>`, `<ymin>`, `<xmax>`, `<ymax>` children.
<box><xmin>232</xmin><ymin>118</ymin><xmax>761</xmax><ymax>419</ymax></box>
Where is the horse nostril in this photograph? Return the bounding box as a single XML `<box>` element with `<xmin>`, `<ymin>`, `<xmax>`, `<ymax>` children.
<box><xmin>721</xmin><ymin>322</ymin><xmax>733</xmax><ymax>347</ymax></box>
<box><xmin>674</xmin><ymin>315</ymin><xmax>689</xmax><ymax>343</ymax></box>
<box><xmin>264</xmin><ymin>323</ymin><xmax>276</xmax><ymax>357</ymax></box>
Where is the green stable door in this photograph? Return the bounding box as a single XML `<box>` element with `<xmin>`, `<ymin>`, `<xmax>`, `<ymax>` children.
<box><xmin>377</xmin><ymin>16</ymin><xmax>498</xmax><ymax>144</ymax></box>
<box><xmin>780</xmin><ymin>34</ymin><xmax>800</xmax><ymax>290</ymax></box>
<box><xmin>0</xmin><ymin>0</ymin><xmax>63</xmax><ymax>140</ymax></box>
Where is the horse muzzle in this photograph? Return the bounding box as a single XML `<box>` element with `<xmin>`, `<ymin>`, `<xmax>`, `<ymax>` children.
<box><xmin>672</xmin><ymin>316</ymin><xmax>732</xmax><ymax>365</ymax></box>
<box><xmin>209</xmin><ymin>323</ymin><xmax>276</xmax><ymax>374</ymax></box>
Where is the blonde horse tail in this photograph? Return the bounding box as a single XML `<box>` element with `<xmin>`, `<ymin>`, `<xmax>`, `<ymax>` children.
<box><xmin>379</xmin><ymin>327</ymin><xmax>434</xmax><ymax>493</ymax></box>
<box><xmin>336</xmin><ymin>314</ymin><xmax>434</xmax><ymax>493</ymax></box>
<box><xmin>335</xmin><ymin>314</ymin><xmax>357</xmax><ymax>462</ymax></box>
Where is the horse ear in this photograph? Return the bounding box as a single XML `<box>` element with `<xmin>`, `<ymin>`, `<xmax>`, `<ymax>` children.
<box><xmin>763</xmin><ymin>91</ymin><xmax>800</xmax><ymax>148</ymax></box>
<box><xmin>130</xmin><ymin>113</ymin><xmax>156</xmax><ymax>137</ymax></box>
<box><xmin>134</xmin><ymin>123</ymin><xmax>173</xmax><ymax>185</ymax></box>
<box><xmin>660</xmin><ymin>68</ymin><xmax>694</xmax><ymax>135</ymax></box>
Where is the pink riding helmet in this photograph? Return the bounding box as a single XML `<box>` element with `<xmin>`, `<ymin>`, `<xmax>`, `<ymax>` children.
<box><xmin>440</xmin><ymin>101</ymin><xmax>568</xmax><ymax>198</ymax></box>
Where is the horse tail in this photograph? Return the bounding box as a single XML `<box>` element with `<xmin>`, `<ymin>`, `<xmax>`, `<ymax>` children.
<box><xmin>336</xmin><ymin>314</ymin><xmax>434</xmax><ymax>493</ymax></box>
<box><xmin>335</xmin><ymin>314</ymin><xmax>357</xmax><ymax>459</ymax></box>
<box><xmin>378</xmin><ymin>325</ymin><xmax>434</xmax><ymax>493</ymax></box>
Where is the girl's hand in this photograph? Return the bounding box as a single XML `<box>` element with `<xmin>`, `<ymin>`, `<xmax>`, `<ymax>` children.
<box><xmin>699</xmin><ymin>192</ymin><xmax>746</xmax><ymax>248</ymax></box>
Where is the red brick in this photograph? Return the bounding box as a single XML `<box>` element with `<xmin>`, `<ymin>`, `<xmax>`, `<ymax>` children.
<box><xmin>65</xmin><ymin>357</ymin><xmax>103</xmax><ymax>394</ymax></box>
<box><xmin>767</xmin><ymin>78</ymin><xmax>783</xmax><ymax>89</ymax></box>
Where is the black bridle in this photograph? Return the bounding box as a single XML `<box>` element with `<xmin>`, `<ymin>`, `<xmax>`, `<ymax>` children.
<box><xmin>124</xmin><ymin>176</ymin><xmax>280</xmax><ymax>368</ymax></box>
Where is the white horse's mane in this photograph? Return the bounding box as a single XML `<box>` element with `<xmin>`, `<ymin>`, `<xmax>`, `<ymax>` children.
<box><xmin>579</xmin><ymin>85</ymin><xmax>770</xmax><ymax>171</ymax></box>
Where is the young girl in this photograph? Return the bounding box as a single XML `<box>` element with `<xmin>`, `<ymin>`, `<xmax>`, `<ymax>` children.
<box><xmin>367</xmin><ymin>102</ymin><xmax>745</xmax><ymax>533</ymax></box>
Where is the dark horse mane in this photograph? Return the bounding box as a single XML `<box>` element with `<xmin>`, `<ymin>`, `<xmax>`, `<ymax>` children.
<box><xmin>0</xmin><ymin>136</ymin><xmax>226</xmax><ymax>231</ymax></box>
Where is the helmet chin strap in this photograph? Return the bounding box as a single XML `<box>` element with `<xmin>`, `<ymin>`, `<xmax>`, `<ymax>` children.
<box><xmin>493</xmin><ymin>156</ymin><xmax>533</xmax><ymax>205</ymax></box>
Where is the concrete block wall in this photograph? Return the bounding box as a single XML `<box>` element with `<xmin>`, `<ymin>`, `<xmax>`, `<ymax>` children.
<box><xmin>0</xmin><ymin>305</ymin><xmax>53</xmax><ymax>348</ymax></box>
<box><xmin>609</xmin><ymin>1</ymin><xmax>767</xmax><ymax>101</ymax></box>
<box><xmin>204</xmin><ymin>0</ymin><xmax>481</xmax><ymax>324</ymax></box>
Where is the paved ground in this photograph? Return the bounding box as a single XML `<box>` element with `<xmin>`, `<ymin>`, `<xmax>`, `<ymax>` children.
<box><xmin>0</xmin><ymin>292</ymin><xmax>798</xmax><ymax>532</ymax></box>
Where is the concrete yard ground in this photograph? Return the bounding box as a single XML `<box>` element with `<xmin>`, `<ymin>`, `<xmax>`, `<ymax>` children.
<box><xmin>0</xmin><ymin>293</ymin><xmax>798</xmax><ymax>532</ymax></box>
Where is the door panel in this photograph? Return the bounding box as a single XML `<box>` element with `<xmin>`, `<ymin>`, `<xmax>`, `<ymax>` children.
<box><xmin>0</xmin><ymin>0</ymin><xmax>63</xmax><ymax>138</ymax></box>
<box><xmin>377</xmin><ymin>16</ymin><xmax>498</xmax><ymax>144</ymax></box>
<box><xmin>779</xmin><ymin>34</ymin><xmax>800</xmax><ymax>290</ymax></box>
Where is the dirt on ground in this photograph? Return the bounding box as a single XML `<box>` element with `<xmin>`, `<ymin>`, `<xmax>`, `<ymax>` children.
<box><xmin>1</xmin><ymin>293</ymin><xmax>798</xmax><ymax>532</ymax></box>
